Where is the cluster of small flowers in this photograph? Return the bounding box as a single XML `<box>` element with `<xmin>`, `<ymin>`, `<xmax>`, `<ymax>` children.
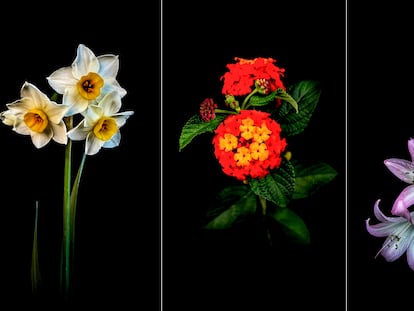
<box><xmin>198</xmin><ymin>57</ymin><xmax>287</xmax><ymax>182</ymax></box>
<box><xmin>0</xmin><ymin>43</ymin><xmax>134</xmax><ymax>155</ymax></box>
<box><xmin>366</xmin><ymin>138</ymin><xmax>414</xmax><ymax>270</ymax></box>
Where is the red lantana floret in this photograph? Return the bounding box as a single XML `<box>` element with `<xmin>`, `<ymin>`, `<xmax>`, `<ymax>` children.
<box><xmin>212</xmin><ymin>109</ymin><xmax>287</xmax><ymax>181</ymax></box>
<box><xmin>220</xmin><ymin>57</ymin><xmax>286</xmax><ymax>97</ymax></box>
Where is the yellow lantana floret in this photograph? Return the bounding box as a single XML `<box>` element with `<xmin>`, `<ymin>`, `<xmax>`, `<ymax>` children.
<box><xmin>234</xmin><ymin>146</ymin><xmax>251</xmax><ymax>166</ymax></box>
<box><xmin>219</xmin><ymin>133</ymin><xmax>238</xmax><ymax>151</ymax></box>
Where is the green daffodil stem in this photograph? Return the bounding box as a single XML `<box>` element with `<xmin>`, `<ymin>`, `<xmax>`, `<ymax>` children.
<box><xmin>62</xmin><ymin>116</ymin><xmax>73</xmax><ymax>298</ymax></box>
<box><xmin>70</xmin><ymin>152</ymin><xmax>87</xmax><ymax>261</ymax></box>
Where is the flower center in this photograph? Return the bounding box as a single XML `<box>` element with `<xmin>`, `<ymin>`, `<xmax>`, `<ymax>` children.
<box><xmin>24</xmin><ymin>109</ymin><xmax>48</xmax><ymax>133</ymax></box>
<box><xmin>93</xmin><ymin>117</ymin><xmax>118</xmax><ymax>141</ymax></box>
<box><xmin>77</xmin><ymin>72</ymin><xmax>104</xmax><ymax>100</ymax></box>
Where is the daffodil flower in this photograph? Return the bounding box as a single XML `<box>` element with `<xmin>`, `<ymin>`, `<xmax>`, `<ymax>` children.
<box><xmin>384</xmin><ymin>138</ymin><xmax>414</xmax><ymax>222</ymax></box>
<box><xmin>0</xmin><ymin>82</ymin><xmax>68</xmax><ymax>148</ymax></box>
<box><xmin>47</xmin><ymin>43</ymin><xmax>127</xmax><ymax>117</ymax></box>
<box><xmin>67</xmin><ymin>91</ymin><xmax>134</xmax><ymax>155</ymax></box>
<box><xmin>366</xmin><ymin>199</ymin><xmax>414</xmax><ymax>270</ymax></box>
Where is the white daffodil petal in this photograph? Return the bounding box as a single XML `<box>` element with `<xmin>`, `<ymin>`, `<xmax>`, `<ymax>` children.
<box><xmin>85</xmin><ymin>134</ymin><xmax>105</xmax><ymax>155</ymax></box>
<box><xmin>99</xmin><ymin>91</ymin><xmax>122</xmax><ymax>115</ymax></box>
<box><xmin>14</xmin><ymin>119</ymin><xmax>31</xmax><ymax>135</ymax></box>
<box><xmin>113</xmin><ymin>113</ymin><xmax>134</xmax><ymax>128</ymax></box>
<box><xmin>31</xmin><ymin>130</ymin><xmax>53</xmax><ymax>149</ymax></box>
<box><xmin>47</xmin><ymin>67</ymin><xmax>78</xmax><ymax>94</ymax></box>
<box><xmin>72</xmin><ymin>44</ymin><xmax>99</xmax><ymax>78</ymax></box>
<box><xmin>51</xmin><ymin>122</ymin><xmax>68</xmax><ymax>145</ymax></box>
<box><xmin>20</xmin><ymin>82</ymin><xmax>50</xmax><ymax>108</ymax></box>
<box><xmin>67</xmin><ymin>121</ymin><xmax>90</xmax><ymax>141</ymax></box>
<box><xmin>97</xmin><ymin>54</ymin><xmax>120</xmax><ymax>78</ymax></box>
<box><xmin>44</xmin><ymin>103</ymin><xmax>69</xmax><ymax>124</ymax></box>
<box><xmin>100</xmin><ymin>82</ymin><xmax>127</xmax><ymax>98</ymax></box>
<box><xmin>63</xmin><ymin>87</ymin><xmax>90</xmax><ymax>116</ymax></box>
<box><xmin>8</xmin><ymin>97</ymin><xmax>37</xmax><ymax>113</ymax></box>
<box><xmin>103</xmin><ymin>131</ymin><xmax>121</xmax><ymax>148</ymax></box>
<box><xmin>84</xmin><ymin>105</ymin><xmax>103</xmax><ymax>126</ymax></box>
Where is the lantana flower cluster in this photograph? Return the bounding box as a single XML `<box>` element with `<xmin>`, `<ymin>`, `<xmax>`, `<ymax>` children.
<box><xmin>366</xmin><ymin>138</ymin><xmax>414</xmax><ymax>270</ymax></box>
<box><xmin>179</xmin><ymin>56</ymin><xmax>337</xmax><ymax>245</ymax></box>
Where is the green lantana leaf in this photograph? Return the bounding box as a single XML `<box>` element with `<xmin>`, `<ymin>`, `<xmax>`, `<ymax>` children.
<box><xmin>204</xmin><ymin>185</ymin><xmax>257</xmax><ymax>229</ymax></box>
<box><xmin>249</xmin><ymin>160</ymin><xmax>295</xmax><ymax>208</ymax></box>
<box><xmin>179</xmin><ymin>114</ymin><xmax>226</xmax><ymax>151</ymax></box>
<box><xmin>291</xmin><ymin>160</ymin><xmax>338</xmax><ymax>199</ymax></box>
<box><xmin>247</xmin><ymin>88</ymin><xmax>298</xmax><ymax>112</ymax></box>
<box><xmin>275</xmin><ymin>80</ymin><xmax>321</xmax><ymax>136</ymax></box>
<box><xmin>270</xmin><ymin>206</ymin><xmax>311</xmax><ymax>244</ymax></box>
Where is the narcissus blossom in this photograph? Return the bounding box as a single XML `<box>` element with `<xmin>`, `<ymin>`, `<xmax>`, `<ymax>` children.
<box><xmin>366</xmin><ymin>199</ymin><xmax>414</xmax><ymax>270</ymax></box>
<box><xmin>384</xmin><ymin>138</ymin><xmax>414</xmax><ymax>222</ymax></box>
<box><xmin>212</xmin><ymin>109</ymin><xmax>287</xmax><ymax>181</ymax></box>
<box><xmin>67</xmin><ymin>91</ymin><xmax>134</xmax><ymax>155</ymax></box>
<box><xmin>221</xmin><ymin>57</ymin><xmax>286</xmax><ymax>97</ymax></box>
<box><xmin>0</xmin><ymin>82</ymin><xmax>68</xmax><ymax>148</ymax></box>
<box><xmin>47</xmin><ymin>43</ymin><xmax>127</xmax><ymax>117</ymax></box>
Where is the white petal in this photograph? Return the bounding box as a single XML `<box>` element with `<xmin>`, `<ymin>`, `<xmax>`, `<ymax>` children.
<box><xmin>99</xmin><ymin>91</ymin><xmax>122</xmax><ymax>115</ymax></box>
<box><xmin>384</xmin><ymin>158</ymin><xmax>414</xmax><ymax>184</ymax></box>
<box><xmin>51</xmin><ymin>121</ymin><xmax>68</xmax><ymax>144</ymax></box>
<box><xmin>30</xmin><ymin>130</ymin><xmax>52</xmax><ymax>149</ymax></box>
<box><xmin>113</xmin><ymin>112</ymin><xmax>134</xmax><ymax>128</ymax></box>
<box><xmin>72</xmin><ymin>44</ymin><xmax>99</xmax><ymax>79</ymax></box>
<box><xmin>103</xmin><ymin>131</ymin><xmax>121</xmax><ymax>148</ymax></box>
<box><xmin>85</xmin><ymin>134</ymin><xmax>105</xmax><ymax>155</ymax></box>
<box><xmin>20</xmin><ymin>82</ymin><xmax>50</xmax><ymax>107</ymax></box>
<box><xmin>63</xmin><ymin>87</ymin><xmax>90</xmax><ymax>116</ymax></box>
<box><xmin>67</xmin><ymin>121</ymin><xmax>90</xmax><ymax>141</ymax></box>
<box><xmin>47</xmin><ymin>67</ymin><xmax>77</xmax><ymax>94</ymax></box>
<box><xmin>381</xmin><ymin>227</ymin><xmax>413</xmax><ymax>262</ymax></box>
<box><xmin>97</xmin><ymin>54</ymin><xmax>120</xmax><ymax>78</ymax></box>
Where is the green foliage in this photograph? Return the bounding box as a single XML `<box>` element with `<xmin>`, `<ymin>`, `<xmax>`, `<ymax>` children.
<box><xmin>249</xmin><ymin>160</ymin><xmax>295</xmax><ymax>208</ymax></box>
<box><xmin>275</xmin><ymin>80</ymin><xmax>321</xmax><ymax>136</ymax></box>
<box><xmin>291</xmin><ymin>159</ymin><xmax>338</xmax><ymax>199</ymax></box>
<box><xmin>204</xmin><ymin>185</ymin><xmax>257</xmax><ymax>229</ymax></box>
<box><xmin>270</xmin><ymin>206</ymin><xmax>311</xmax><ymax>244</ymax></box>
<box><xmin>178</xmin><ymin>114</ymin><xmax>226</xmax><ymax>151</ymax></box>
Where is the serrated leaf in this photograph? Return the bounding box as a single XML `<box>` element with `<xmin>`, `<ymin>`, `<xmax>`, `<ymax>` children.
<box><xmin>179</xmin><ymin>114</ymin><xmax>226</xmax><ymax>151</ymax></box>
<box><xmin>249</xmin><ymin>160</ymin><xmax>295</xmax><ymax>207</ymax></box>
<box><xmin>248</xmin><ymin>92</ymin><xmax>276</xmax><ymax>107</ymax></box>
<box><xmin>292</xmin><ymin>160</ymin><xmax>338</xmax><ymax>199</ymax></box>
<box><xmin>270</xmin><ymin>207</ymin><xmax>311</xmax><ymax>244</ymax></box>
<box><xmin>276</xmin><ymin>80</ymin><xmax>321</xmax><ymax>136</ymax></box>
<box><xmin>204</xmin><ymin>188</ymin><xmax>257</xmax><ymax>229</ymax></box>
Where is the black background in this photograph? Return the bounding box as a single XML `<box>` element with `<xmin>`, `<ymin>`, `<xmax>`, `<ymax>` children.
<box><xmin>163</xmin><ymin>1</ymin><xmax>345</xmax><ymax>311</ymax></box>
<box><xmin>7</xmin><ymin>1</ymin><xmax>412</xmax><ymax>310</ymax></box>
<box><xmin>348</xmin><ymin>2</ymin><xmax>414</xmax><ymax>311</ymax></box>
<box><xmin>0</xmin><ymin>1</ymin><xmax>159</xmax><ymax>309</ymax></box>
